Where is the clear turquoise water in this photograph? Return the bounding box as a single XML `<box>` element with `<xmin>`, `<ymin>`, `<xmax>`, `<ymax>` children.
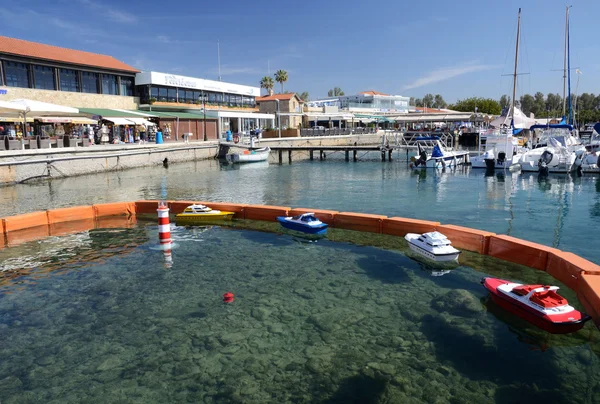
<box><xmin>2</xmin><ymin>157</ymin><xmax>599</xmax><ymax>261</ymax></box>
<box><xmin>1</xmin><ymin>222</ymin><xmax>599</xmax><ymax>403</ymax></box>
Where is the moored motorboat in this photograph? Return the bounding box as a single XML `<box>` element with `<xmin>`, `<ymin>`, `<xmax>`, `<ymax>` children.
<box><xmin>404</xmin><ymin>232</ymin><xmax>461</xmax><ymax>262</ymax></box>
<box><xmin>481</xmin><ymin>277</ymin><xmax>591</xmax><ymax>334</ymax></box>
<box><xmin>175</xmin><ymin>204</ymin><xmax>234</xmax><ymax>224</ymax></box>
<box><xmin>227</xmin><ymin>147</ymin><xmax>271</xmax><ymax>163</ymax></box>
<box><xmin>410</xmin><ymin>137</ymin><xmax>469</xmax><ymax>169</ymax></box>
<box><xmin>277</xmin><ymin>213</ymin><xmax>328</xmax><ymax>235</ymax></box>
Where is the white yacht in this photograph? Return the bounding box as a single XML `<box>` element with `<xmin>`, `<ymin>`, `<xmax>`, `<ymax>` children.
<box><xmin>410</xmin><ymin>137</ymin><xmax>469</xmax><ymax>169</ymax></box>
<box><xmin>518</xmin><ymin>126</ymin><xmax>583</xmax><ymax>173</ymax></box>
<box><xmin>471</xmin><ymin>128</ymin><xmax>525</xmax><ymax>170</ymax></box>
<box><xmin>404</xmin><ymin>232</ymin><xmax>461</xmax><ymax>262</ymax></box>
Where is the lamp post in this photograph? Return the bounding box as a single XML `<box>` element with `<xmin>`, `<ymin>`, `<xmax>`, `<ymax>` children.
<box><xmin>202</xmin><ymin>91</ymin><xmax>208</xmax><ymax>141</ymax></box>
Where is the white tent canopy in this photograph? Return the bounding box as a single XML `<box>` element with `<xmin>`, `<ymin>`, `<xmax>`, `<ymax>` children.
<box><xmin>7</xmin><ymin>99</ymin><xmax>79</xmax><ymax>115</ymax></box>
<box><xmin>489</xmin><ymin>107</ymin><xmax>538</xmax><ymax>129</ymax></box>
<box><xmin>0</xmin><ymin>100</ymin><xmax>27</xmax><ymax>115</ymax></box>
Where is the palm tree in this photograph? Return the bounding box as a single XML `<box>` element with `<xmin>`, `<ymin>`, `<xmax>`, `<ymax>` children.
<box><xmin>260</xmin><ymin>76</ymin><xmax>274</xmax><ymax>95</ymax></box>
<box><xmin>298</xmin><ymin>91</ymin><xmax>309</xmax><ymax>101</ymax></box>
<box><xmin>274</xmin><ymin>70</ymin><xmax>288</xmax><ymax>93</ymax></box>
<box><xmin>327</xmin><ymin>87</ymin><xmax>344</xmax><ymax>97</ymax></box>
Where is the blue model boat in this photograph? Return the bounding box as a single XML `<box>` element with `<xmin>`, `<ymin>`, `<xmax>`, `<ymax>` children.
<box><xmin>277</xmin><ymin>213</ymin><xmax>328</xmax><ymax>235</ymax></box>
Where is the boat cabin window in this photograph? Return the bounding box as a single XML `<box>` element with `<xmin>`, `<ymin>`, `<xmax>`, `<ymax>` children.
<box><xmin>292</xmin><ymin>215</ymin><xmax>302</xmax><ymax>221</ymax></box>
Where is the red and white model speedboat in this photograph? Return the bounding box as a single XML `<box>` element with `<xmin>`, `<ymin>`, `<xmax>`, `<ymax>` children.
<box><xmin>481</xmin><ymin>277</ymin><xmax>591</xmax><ymax>334</ymax></box>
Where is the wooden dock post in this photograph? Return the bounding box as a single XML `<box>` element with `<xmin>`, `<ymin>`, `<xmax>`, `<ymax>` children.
<box><xmin>320</xmin><ymin>150</ymin><xmax>324</xmax><ymax>160</ymax></box>
<box><xmin>278</xmin><ymin>150</ymin><xmax>283</xmax><ymax>165</ymax></box>
<box><xmin>310</xmin><ymin>150</ymin><xmax>314</xmax><ymax>160</ymax></box>
<box><xmin>388</xmin><ymin>149</ymin><xmax>393</xmax><ymax>161</ymax></box>
<box><xmin>353</xmin><ymin>150</ymin><xmax>357</xmax><ymax>161</ymax></box>
<box><xmin>381</xmin><ymin>150</ymin><xmax>386</xmax><ymax>162</ymax></box>
<box><xmin>345</xmin><ymin>150</ymin><xmax>349</xmax><ymax>161</ymax></box>
<box><xmin>288</xmin><ymin>150</ymin><xmax>292</xmax><ymax>164</ymax></box>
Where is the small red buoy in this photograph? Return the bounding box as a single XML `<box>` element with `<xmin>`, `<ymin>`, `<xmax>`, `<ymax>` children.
<box><xmin>223</xmin><ymin>292</ymin><xmax>234</xmax><ymax>303</ymax></box>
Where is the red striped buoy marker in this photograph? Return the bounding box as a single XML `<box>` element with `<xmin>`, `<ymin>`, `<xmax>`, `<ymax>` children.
<box><xmin>157</xmin><ymin>201</ymin><xmax>173</xmax><ymax>268</ymax></box>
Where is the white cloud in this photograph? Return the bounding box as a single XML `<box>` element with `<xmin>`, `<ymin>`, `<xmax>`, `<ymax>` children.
<box><xmin>77</xmin><ymin>0</ymin><xmax>136</xmax><ymax>23</ymax></box>
<box><xmin>403</xmin><ymin>62</ymin><xmax>500</xmax><ymax>90</ymax></box>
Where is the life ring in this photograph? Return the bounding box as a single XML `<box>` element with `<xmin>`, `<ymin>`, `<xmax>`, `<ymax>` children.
<box><xmin>233</xmin><ymin>134</ymin><xmax>240</xmax><ymax>144</ymax></box>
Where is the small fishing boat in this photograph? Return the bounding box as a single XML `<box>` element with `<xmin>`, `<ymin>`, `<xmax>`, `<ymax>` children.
<box><xmin>175</xmin><ymin>204</ymin><xmax>234</xmax><ymax>224</ymax></box>
<box><xmin>404</xmin><ymin>232</ymin><xmax>461</xmax><ymax>262</ymax></box>
<box><xmin>227</xmin><ymin>147</ymin><xmax>270</xmax><ymax>163</ymax></box>
<box><xmin>277</xmin><ymin>213</ymin><xmax>328</xmax><ymax>235</ymax></box>
<box><xmin>481</xmin><ymin>277</ymin><xmax>591</xmax><ymax>334</ymax></box>
<box><xmin>410</xmin><ymin>137</ymin><xmax>469</xmax><ymax>169</ymax></box>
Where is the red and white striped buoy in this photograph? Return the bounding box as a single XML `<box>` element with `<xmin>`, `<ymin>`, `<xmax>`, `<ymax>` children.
<box><xmin>157</xmin><ymin>201</ymin><xmax>173</xmax><ymax>268</ymax></box>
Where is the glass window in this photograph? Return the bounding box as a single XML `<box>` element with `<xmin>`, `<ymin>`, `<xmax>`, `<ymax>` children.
<box><xmin>193</xmin><ymin>91</ymin><xmax>201</xmax><ymax>103</ymax></box>
<box><xmin>33</xmin><ymin>65</ymin><xmax>55</xmax><ymax>90</ymax></box>
<box><xmin>81</xmin><ymin>72</ymin><xmax>98</xmax><ymax>94</ymax></box>
<box><xmin>208</xmin><ymin>92</ymin><xmax>216</xmax><ymax>103</ymax></box>
<box><xmin>59</xmin><ymin>68</ymin><xmax>79</xmax><ymax>92</ymax></box>
<box><xmin>4</xmin><ymin>61</ymin><xmax>30</xmax><ymax>88</ymax></box>
<box><xmin>158</xmin><ymin>87</ymin><xmax>167</xmax><ymax>101</ymax></box>
<box><xmin>150</xmin><ymin>86</ymin><xmax>159</xmax><ymax>99</ymax></box>
<box><xmin>101</xmin><ymin>74</ymin><xmax>118</xmax><ymax>95</ymax></box>
<box><xmin>167</xmin><ymin>88</ymin><xmax>176</xmax><ymax>102</ymax></box>
<box><xmin>216</xmin><ymin>93</ymin><xmax>223</xmax><ymax>104</ymax></box>
<box><xmin>120</xmin><ymin>77</ymin><xmax>133</xmax><ymax>96</ymax></box>
<box><xmin>223</xmin><ymin>94</ymin><xmax>230</xmax><ymax>105</ymax></box>
<box><xmin>186</xmin><ymin>90</ymin><xmax>195</xmax><ymax>103</ymax></box>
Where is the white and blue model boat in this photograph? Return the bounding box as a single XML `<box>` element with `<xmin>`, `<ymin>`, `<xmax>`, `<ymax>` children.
<box><xmin>277</xmin><ymin>213</ymin><xmax>328</xmax><ymax>235</ymax></box>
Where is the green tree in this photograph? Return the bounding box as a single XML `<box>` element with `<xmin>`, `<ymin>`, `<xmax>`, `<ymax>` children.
<box><xmin>499</xmin><ymin>94</ymin><xmax>511</xmax><ymax>109</ymax></box>
<box><xmin>432</xmin><ymin>94</ymin><xmax>447</xmax><ymax>109</ymax></box>
<box><xmin>260</xmin><ymin>76</ymin><xmax>274</xmax><ymax>95</ymax></box>
<box><xmin>422</xmin><ymin>94</ymin><xmax>434</xmax><ymax>107</ymax></box>
<box><xmin>519</xmin><ymin>94</ymin><xmax>535</xmax><ymax>115</ymax></box>
<box><xmin>414</xmin><ymin>98</ymin><xmax>423</xmax><ymax>107</ymax></box>
<box><xmin>448</xmin><ymin>97</ymin><xmax>501</xmax><ymax>115</ymax></box>
<box><xmin>298</xmin><ymin>91</ymin><xmax>309</xmax><ymax>101</ymax></box>
<box><xmin>533</xmin><ymin>92</ymin><xmax>545</xmax><ymax>117</ymax></box>
<box><xmin>274</xmin><ymin>70</ymin><xmax>288</xmax><ymax>93</ymax></box>
<box><xmin>546</xmin><ymin>93</ymin><xmax>562</xmax><ymax>114</ymax></box>
<box><xmin>327</xmin><ymin>87</ymin><xmax>345</xmax><ymax>97</ymax></box>
<box><xmin>409</xmin><ymin>97</ymin><xmax>415</xmax><ymax>106</ymax></box>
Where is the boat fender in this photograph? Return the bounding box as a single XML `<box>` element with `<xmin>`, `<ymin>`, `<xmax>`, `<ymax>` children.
<box><xmin>223</xmin><ymin>292</ymin><xmax>234</xmax><ymax>303</ymax></box>
<box><xmin>233</xmin><ymin>134</ymin><xmax>240</xmax><ymax>144</ymax></box>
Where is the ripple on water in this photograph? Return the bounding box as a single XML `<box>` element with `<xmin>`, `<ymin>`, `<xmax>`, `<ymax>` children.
<box><xmin>0</xmin><ymin>224</ymin><xmax>599</xmax><ymax>403</ymax></box>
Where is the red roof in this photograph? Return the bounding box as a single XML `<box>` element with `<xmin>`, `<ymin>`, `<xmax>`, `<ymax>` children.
<box><xmin>359</xmin><ymin>90</ymin><xmax>389</xmax><ymax>96</ymax></box>
<box><xmin>0</xmin><ymin>36</ymin><xmax>139</xmax><ymax>73</ymax></box>
<box><xmin>414</xmin><ymin>107</ymin><xmax>448</xmax><ymax>114</ymax></box>
<box><xmin>256</xmin><ymin>93</ymin><xmax>299</xmax><ymax>102</ymax></box>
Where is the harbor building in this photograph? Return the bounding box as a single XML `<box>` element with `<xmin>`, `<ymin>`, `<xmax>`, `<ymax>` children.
<box><xmin>256</xmin><ymin>93</ymin><xmax>304</xmax><ymax>129</ymax></box>
<box><xmin>0</xmin><ymin>35</ymin><xmax>139</xmax><ymax>109</ymax></box>
<box><xmin>338</xmin><ymin>91</ymin><xmax>410</xmax><ymax>114</ymax></box>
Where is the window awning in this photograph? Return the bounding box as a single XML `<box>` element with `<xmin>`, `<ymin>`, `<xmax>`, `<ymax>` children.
<box><xmin>37</xmin><ymin>117</ymin><xmax>98</xmax><ymax>124</ymax></box>
<box><xmin>127</xmin><ymin>117</ymin><xmax>156</xmax><ymax>126</ymax></box>
<box><xmin>103</xmin><ymin>117</ymin><xmax>136</xmax><ymax>125</ymax></box>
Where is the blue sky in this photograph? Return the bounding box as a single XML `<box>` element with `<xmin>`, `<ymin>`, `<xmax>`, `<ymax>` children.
<box><xmin>2</xmin><ymin>0</ymin><xmax>599</xmax><ymax>102</ymax></box>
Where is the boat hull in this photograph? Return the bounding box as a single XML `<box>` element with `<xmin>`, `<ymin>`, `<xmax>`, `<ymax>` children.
<box><xmin>228</xmin><ymin>147</ymin><xmax>270</xmax><ymax>163</ymax></box>
<box><xmin>277</xmin><ymin>217</ymin><xmax>328</xmax><ymax>235</ymax></box>
<box><xmin>471</xmin><ymin>154</ymin><xmax>521</xmax><ymax>169</ymax></box>
<box><xmin>175</xmin><ymin>212</ymin><xmax>234</xmax><ymax>224</ymax></box>
<box><xmin>406</xmin><ymin>240</ymin><xmax>460</xmax><ymax>262</ymax></box>
<box><xmin>481</xmin><ymin>277</ymin><xmax>590</xmax><ymax>334</ymax></box>
<box><xmin>413</xmin><ymin>152</ymin><xmax>469</xmax><ymax>169</ymax></box>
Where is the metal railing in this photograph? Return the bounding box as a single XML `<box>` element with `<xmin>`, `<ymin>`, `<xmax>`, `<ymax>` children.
<box><xmin>299</xmin><ymin>127</ymin><xmax>376</xmax><ymax>137</ymax></box>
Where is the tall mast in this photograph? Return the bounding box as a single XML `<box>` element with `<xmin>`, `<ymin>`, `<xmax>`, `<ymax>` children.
<box><xmin>510</xmin><ymin>8</ymin><xmax>521</xmax><ymax>126</ymax></box>
<box><xmin>562</xmin><ymin>6</ymin><xmax>568</xmax><ymax>117</ymax></box>
<box><xmin>567</xmin><ymin>7</ymin><xmax>572</xmax><ymax>124</ymax></box>
<box><xmin>217</xmin><ymin>40</ymin><xmax>222</xmax><ymax>82</ymax></box>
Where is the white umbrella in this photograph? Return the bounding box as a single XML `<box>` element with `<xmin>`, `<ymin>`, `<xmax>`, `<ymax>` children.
<box><xmin>0</xmin><ymin>100</ymin><xmax>27</xmax><ymax>114</ymax></box>
<box><xmin>6</xmin><ymin>99</ymin><xmax>79</xmax><ymax>142</ymax></box>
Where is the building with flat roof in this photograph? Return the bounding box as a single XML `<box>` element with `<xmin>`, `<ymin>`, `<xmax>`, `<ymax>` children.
<box><xmin>0</xmin><ymin>35</ymin><xmax>139</xmax><ymax>109</ymax></box>
<box><xmin>256</xmin><ymin>93</ymin><xmax>304</xmax><ymax>129</ymax></box>
<box><xmin>306</xmin><ymin>90</ymin><xmax>410</xmax><ymax>115</ymax></box>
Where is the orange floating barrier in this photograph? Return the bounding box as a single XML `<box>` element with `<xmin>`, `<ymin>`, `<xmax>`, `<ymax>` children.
<box><xmin>288</xmin><ymin>208</ymin><xmax>338</xmax><ymax>225</ymax></box>
<box><xmin>244</xmin><ymin>205</ymin><xmax>290</xmax><ymax>221</ymax></box>
<box><xmin>96</xmin><ymin>215</ymin><xmax>138</xmax><ymax>229</ymax></box>
<box><xmin>577</xmin><ymin>273</ymin><xmax>600</xmax><ymax>327</ymax></box>
<box><xmin>203</xmin><ymin>202</ymin><xmax>248</xmax><ymax>219</ymax></box>
<box><xmin>49</xmin><ymin>219</ymin><xmax>96</xmax><ymax>237</ymax></box>
<box><xmin>382</xmin><ymin>217</ymin><xmax>440</xmax><ymax>237</ymax></box>
<box><xmin>168</xmin><ymin>200</ymin><xmax>201</xmax><ymax>214</ymax></box>
<box><xmin>488</xmin><ymin>235</ymin><xmax>559</xmax><ymax>271</ymax></box>
<box><xmin>546</xmin><ymin>251</ymin><xmax>600</xmax><ymax>291</ymax></box>
<box><xmin>47</xmin><ymin>206</ymin><xmax>95</xmax><ymax>224</ymax></box>
<box><xmin>93</xmin><ymin>202</ymin><xmax>135</xmax><ymax>218</ymax></box>
<box><xmin>435</xmin><ymin>224</ymin><xmax>494</xmax><ymax>254</ymax></box>
<box><xmin>334</xmin><ymin>212</ymin><xmax>387</xmax><ymax>233</ymax></box>
<box><xmin>6</xmin><ymin>225</ymin><xmax>50</xmax><ymax>246</ymax></box>
<box><xmin>134</xmin><ymin>200</ymin><xmax>161</xmax><ymax>215</ymax></box>
<box><xmin>2</xmin><ymin>211</ymin><xmax>49</xmax><ymax>232</ymax></box>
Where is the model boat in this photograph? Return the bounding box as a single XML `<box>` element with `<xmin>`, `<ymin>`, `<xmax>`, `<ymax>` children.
<box><xmin>404</xmin><ymin>231</ymin><xmax>461</xmax><ymax>262</ymax></box>
<box><xmin>481</xmin><ymin>277</ymin><xmax>591</xmax><ymax>334</ymax></box>
<box><xmin>175</xmin><ymin>204</ymin><xmax>234</xmax><ymax>224</ymax></box>
<box><xmin>227</xmin><ymin>147</ymin><xmax>270</xmax><ymax>163</ymax></box>
<box><xmin>276</xmin><ymin>213</ymin><xmax>328</xmax><ymax>235</ymax></box>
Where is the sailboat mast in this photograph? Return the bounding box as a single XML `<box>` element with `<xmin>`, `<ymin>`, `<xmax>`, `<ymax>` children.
<box><xmin>510</xmin><ymin>8</ymin><xmax>521</xmax><ymax>124</ymax></box>
<box><xmin>567</xmin><ymin>7</ymin><xmax>572</xmax><ymax>124</ymax></box>
<box><xmin>562</xmin><ymin>6</ymin><xmax>568</xmax><ymax>117</ymax></box>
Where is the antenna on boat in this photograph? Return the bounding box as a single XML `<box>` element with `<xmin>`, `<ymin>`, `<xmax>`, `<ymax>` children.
<box><xmin>509</xmin><ymin>8</ymin><xmax>521</xmax><ymax>129</ymax></box>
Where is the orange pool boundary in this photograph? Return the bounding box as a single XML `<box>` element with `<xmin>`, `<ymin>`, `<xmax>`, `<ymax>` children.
<box><xmin>1</xmin><ymin>200</ymin><xmax>599</xmax><ymax>328</ymax></box>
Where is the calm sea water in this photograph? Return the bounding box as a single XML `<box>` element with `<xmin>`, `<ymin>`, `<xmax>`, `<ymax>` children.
<box><xmin>1</xmin><ymin>156</ymin><xmax>599</xmax><ymax>262</ymax></box>
<box><xmin>0</xmin><ymin>222</ymin><xmax>599</xmax><ymax>403</ymax></box>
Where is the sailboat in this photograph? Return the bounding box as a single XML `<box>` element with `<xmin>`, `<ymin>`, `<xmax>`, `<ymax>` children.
<box><xmin>471</xmin><ymin>9</ymin><xmax>526</xmax><ymax>170</ymax></box>
<box><xmin>518</xmin><ymin>6</ymin><xmax>584</xmax><ymax>174</ymax></box>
